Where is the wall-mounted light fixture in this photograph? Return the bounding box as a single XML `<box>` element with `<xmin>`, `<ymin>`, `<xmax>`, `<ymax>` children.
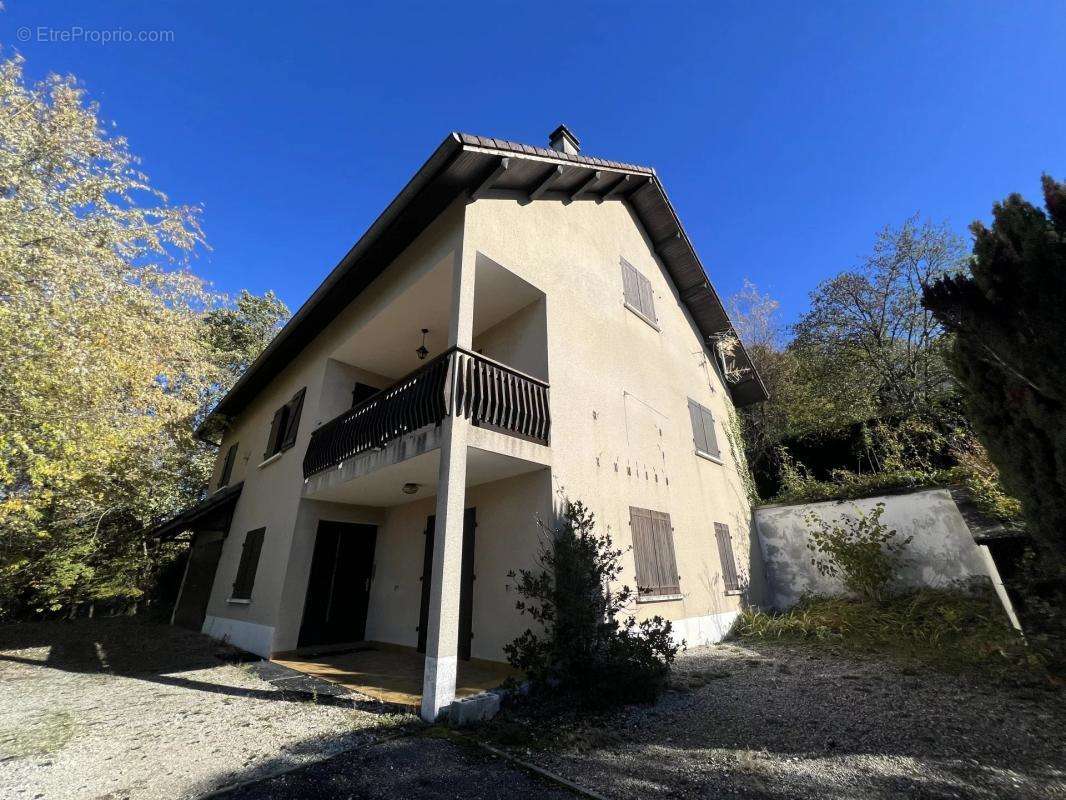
<box><xmin>402</xmin><ymin>482</ymin><xmax>420</xmax><ymax>495</ymax></box>
<box><xmin>416</xmin><ymin>328</ymin><xmax>429</xmax><ymax>361</ymax></box>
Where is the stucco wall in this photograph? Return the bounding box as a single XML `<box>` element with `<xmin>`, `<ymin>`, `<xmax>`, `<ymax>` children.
<box><xmin>196</xmin><ymin>186</ymin><xmax>763</xmax><ymax>658</ymax></box>
<box><xmin>199</xmin><ymin>199</ymin><xmax>465</xmax><ymax>654</ymax></box>
<box><xmin>754</xmin><ymin>489</ymin><xmax>995</xmax><ymax>610</ymax></box>
<box><xmin>463</xmin><ymin>193</ymin><xmax>765</xmax><ymax>645</ymax></box>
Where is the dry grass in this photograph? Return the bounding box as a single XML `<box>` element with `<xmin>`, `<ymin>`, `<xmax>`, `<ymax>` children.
<box><xmin>734</xmin><ymin>588</ymin><xmax>1044</xmax><ymax>678</ymax></box>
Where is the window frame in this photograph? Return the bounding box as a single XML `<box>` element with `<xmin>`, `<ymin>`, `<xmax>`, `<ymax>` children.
<box><xmin>620</xmin><ymin>258</ymin><xmax>660</xmax><ymax>331</ymax></box>
<box><xmin>262</xmin><ymin>387</ymin><xmax>306</xmax><ymax>462</ymax></box>
<box><xmin>687</xmin><ymin>398</ymin><xmax>722</xmax><ymax>462</ymax></box>
<box><xmin>217</xmin><ymin>442</ymin><xmax>238</xmax><ymax>490</ymax></box>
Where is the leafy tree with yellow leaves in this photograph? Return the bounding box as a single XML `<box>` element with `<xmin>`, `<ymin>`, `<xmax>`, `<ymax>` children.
<box><xmin>0</xmin><ymin>54</ymin><xmax>287</xmax><ymax>616</ymax></box>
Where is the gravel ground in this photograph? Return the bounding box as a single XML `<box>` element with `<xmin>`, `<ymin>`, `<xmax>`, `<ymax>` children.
<box><xmin>499</xmin><ymin>641</ymin><xmax>1066</xmax><ymax>800</ymax></box>
<box><xmin>0</xmin><ymin>618</ymin><xmax>417</xmax><ymax>800</ymax></box>
<box><xmin>215</xmin><ymin>733</ymin><xmax>578</xmax><ymax>799</ymax></box>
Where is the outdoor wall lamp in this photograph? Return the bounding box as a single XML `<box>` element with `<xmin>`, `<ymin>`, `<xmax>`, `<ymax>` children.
<box><xmin>402</xmin><ymin>482</ymin><xmax>420</xmax><ymax>495</ymax></box>
<box><xmin>415</xmin><ymin>328</ymin><xmax>429</xmax><ymax>360</ymax></box>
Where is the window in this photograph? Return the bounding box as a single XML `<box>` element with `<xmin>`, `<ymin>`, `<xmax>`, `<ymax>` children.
<box><xmin>217</xmin><ymin>442</ymin><xmax>238</xmax><ymax>489</ymax></box>
<box><xmin>714</xmin><ymin>522</ymin><xmax>741</xmax><ymax>592</ymax></box>
<box><xmin>231</xmin><ymin>528</ymin><xmax>265</xmax><ymax>600</ymax></box>
<box><xmin>687</xmin><ymin>399</ymin><xmax>721</xmax><ymax>460</ymax></box>
<box><xmin>263</xmin><ymin>387</ymin><xmax>306</xmax><ymax>460</ymax></box>
<box><xmin>621</xmin><ymin>258</ymin><xmax>658</xmax><ymax>328</ymax></box>
<box><xmin>630</xmin><ymin>507</ymin><xmax>680</xmax><ymax>600</ymax></box>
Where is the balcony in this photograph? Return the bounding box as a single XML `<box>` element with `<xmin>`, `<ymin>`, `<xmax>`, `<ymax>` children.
<box><xmin>304</xmin><ymin>347</ymin><xmax>550</xmax><ymax>481</ymax></box>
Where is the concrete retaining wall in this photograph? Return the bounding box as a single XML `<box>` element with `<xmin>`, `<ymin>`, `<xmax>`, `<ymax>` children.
<box><xmin>754</xmin><ymin>488</ymin><xmax>999</xmax><ymax>610</ymax></box>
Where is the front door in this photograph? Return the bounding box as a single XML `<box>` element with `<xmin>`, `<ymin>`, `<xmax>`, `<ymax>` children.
<box><xmin>173</xmin><ymin>532</ymin><xmax>224</xmax><ymax>631</ymax></box>
<box><xmin>417</xmin><ymin>508</ymin><xmax>476</xmax><ymax>660</ymax></box>
<box><xmin>298</xmin><ymin>521</ymin><xmax>377</xmax><ymax>648</ymax></box>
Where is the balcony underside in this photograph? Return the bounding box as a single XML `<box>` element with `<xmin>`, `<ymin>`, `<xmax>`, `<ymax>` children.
<box><xmin>303</xmin><ymin>423</ymin><xmax>550</xmax><ymax>507</ymax></box>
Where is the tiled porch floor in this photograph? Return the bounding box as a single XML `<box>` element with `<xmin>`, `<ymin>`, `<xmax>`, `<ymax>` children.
<box><xmin>273</xmin><ymin>642</ymin><xmax>517</xmax><ymax>707</ymax></box>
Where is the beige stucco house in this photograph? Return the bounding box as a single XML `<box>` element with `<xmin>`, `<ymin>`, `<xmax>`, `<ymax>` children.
<box><xmin>158</xmin><ymin>125</ymin><xmax>768</xmax><ymax>721</ymax></box>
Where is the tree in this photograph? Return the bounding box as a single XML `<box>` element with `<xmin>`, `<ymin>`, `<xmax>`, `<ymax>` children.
<box><xmin>794</xmin><ymin>217</ymin><xmax>967</xmax><ymax>420</ymax></box>
<box><xmin>923</xmin><ymin>177</ymin><xmax>1066</xmax><ymax>573</ymax></box>
<box><xmin>0</xmin><ymin>54</ymin><xmax>287</xmax><ymax>616</ymax></box>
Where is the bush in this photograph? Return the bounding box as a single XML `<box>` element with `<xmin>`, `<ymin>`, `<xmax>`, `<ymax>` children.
<box><xmin>735</xmin><ymin>588</ymin><xmax>1037</xmax><ymax>676</ymax></box>
<box><xmin>505</xmin><ymin>499</ymin><xmax>682</xmax><ymax>708</ymax></box>
<box><xmin>805</xmin><ymin>502</ymin><xmax>912</xmax><ymax>602</ymax></box>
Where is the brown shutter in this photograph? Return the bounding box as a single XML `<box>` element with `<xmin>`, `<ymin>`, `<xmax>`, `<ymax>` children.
<box><xmin>701</xmin><ymin>406</ymin><xmax>721</xmax><ymax>458</ymax></box>
<box><xmin>232</xmin><ymin>528</ymin><xmax>265</xmax><ymax>600</ymax></box>
<box><xmin>637</xmin><ymin>271</ymin><xmax>656</xmax><ymax>322</ymax></box>
<box><xmin>218</xmin><ymin>442</ymin><xmax>238</xmax><ymax>488</ymax></box>
<box><xmin>688</xmin><ymin>400</ymin><xmax>709</xmax><ymax>454</ymax></box>
<box><xmin>631</xmin><ymin>507</ymin><xmax>680</xmax><ymax>597</ymax></box>
<box><xmin>264</xmin><ymin>406</ymin><xmax>286</xmax><ymax>459</ymax></box>
<box><xmin>280</xmin><ymin>387</ymin><xmax>306</xmax><ymax>451</ymax></box>
<box><xmin>715</xmin><ymin>522</ymin><xmax>740</xmax><ymax>591</ymax></box>
<box><xmin>621</xmin><ymin>259</ymin><xmax>640</xmax><ymax>309</ymax></box>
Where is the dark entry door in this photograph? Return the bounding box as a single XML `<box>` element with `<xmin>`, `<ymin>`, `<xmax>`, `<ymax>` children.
<box><xmin>418</xmin><ymin>508</ymin><xmax>476</xmax><ymax>660</ymax></box>
<box><xmin>299</xmin><ymin>521</ymin><xmax>377</xmax><ymax>648</ymax></box>
<box><xmin>173</xmin><ymin>533</ymin><xmax>224</xmax><ymax>631</ymax></box>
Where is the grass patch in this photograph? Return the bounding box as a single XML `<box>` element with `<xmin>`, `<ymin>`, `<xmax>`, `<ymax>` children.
<box><xmin>734</xmin><ymin>589</ymin><xmax>1044</xmax><ymax>678</ymax></box>
<box><xmin>0</xmin><ymin>711</ymin><xmax>76</xmax><ymax>759</ymax></box>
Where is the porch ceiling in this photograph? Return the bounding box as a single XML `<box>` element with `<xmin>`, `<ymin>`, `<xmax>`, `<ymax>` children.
<box><xmin>328</xmin><ymin>252</ymin><xmax>544</xmax><ymax>382</ymax></box>
<box><xmin>305</xmin><ymin>444</ymin><xmax>547</xmax><ymax>507</ymax></box>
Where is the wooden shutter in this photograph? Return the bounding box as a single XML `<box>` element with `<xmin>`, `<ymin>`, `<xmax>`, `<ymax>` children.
<box><xmin>264</xmin><ymin>406</ymin><xmax>286</xmax><ymax>459</ymax></box>
<box><xmin>715</xmin><ymin>522</ymin><xmax>740</xmax><ymax>591</ymax></box>
<box><xmin>280</xmin><ymin>387</ymin><xmax>306</xmax><ymax>451</ymax></box>
<box><xmin>218</xmin><ymin>442</ymin><xmax>238</xmax><ymax>488</ymax></box>
<box><xmin>630</xmin><ymin>507</ymin><xmax>680</xmax><ymax>597</ymax></box>
<box><xmin>231</xmin><ymin>528</ymin><xmax>265</xmax><ymax>600</ymax></box>
<box><xmin>621</xmin><ymin>259</ymin><xmax>641</xmax><ymax>309</ymax></box>
<box><xmin>688</xmin><ymin>400</ymin><xmax>709</xmax><ymax>454</ymax></box>
<box><xmin>688</xmin><ymin>400</ymin><xmax>720</xmax><ymax>458</ymax></box>
<box><xmin>637</xmin><ymin>271</ymin><xmax>656</xmax><ymax>322</ymax></box>
<box><xmin>700</xmin><ymin>405</ymin><xmax>720</xmax><ymax>458</ymax></box>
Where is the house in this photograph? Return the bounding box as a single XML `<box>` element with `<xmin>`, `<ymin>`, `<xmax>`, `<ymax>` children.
<box><xmin>156</xmin><ymin>125</ymin><xmax>769</xmax><ymax>722</ymax></box>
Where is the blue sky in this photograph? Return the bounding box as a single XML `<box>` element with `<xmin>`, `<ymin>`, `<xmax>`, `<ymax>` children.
<box><xmin>6</xmin><ymin>1</ymin><xmax>1065</xmax><ymax>329</ymax></box>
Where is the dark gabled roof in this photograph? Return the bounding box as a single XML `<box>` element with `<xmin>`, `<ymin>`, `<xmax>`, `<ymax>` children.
<box><xmin>202</xmin><ymin>132</ymin><xmax>768</xmax><ymax>432</ymax></box>
<box><xmin>151</xmin><ymin>481</ymin><xmax>244</xmax><ymax>540</ymax></box>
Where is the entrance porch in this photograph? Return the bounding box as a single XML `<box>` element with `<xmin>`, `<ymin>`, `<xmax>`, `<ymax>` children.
<box><xmin>273</xmin><ymin>642</ymin><xmax>516</xmax><ymax>708</ymax></box>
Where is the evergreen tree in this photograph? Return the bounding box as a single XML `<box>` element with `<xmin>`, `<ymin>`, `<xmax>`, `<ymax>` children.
<box><xmin>923</xmin><ymin>177</ymin><xmax>1065</xmax><ymax>572</ymax></box>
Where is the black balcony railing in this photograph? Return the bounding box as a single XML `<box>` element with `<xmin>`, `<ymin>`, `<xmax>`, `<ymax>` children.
<box><xmin>303</xmin><ymin>347</ymin><xmax>550</xmax><ymax>479</ymax></box>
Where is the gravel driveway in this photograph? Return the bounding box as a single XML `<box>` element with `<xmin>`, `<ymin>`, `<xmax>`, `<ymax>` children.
<box><xmin>493</xmin><ymin>642</ymin><xmax>1066</xmax><ymax>800</ymax></box>
<box><xmin>0</xmin><ymin>618</ymin><xmax>418</xmax><ymax>799</ymax></box>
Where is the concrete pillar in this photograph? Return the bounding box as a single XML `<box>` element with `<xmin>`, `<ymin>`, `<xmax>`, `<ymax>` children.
<box><xmin>420</xmin><ymin>240</ymin><xmax>475</xmax><ymax>722</ymax></box>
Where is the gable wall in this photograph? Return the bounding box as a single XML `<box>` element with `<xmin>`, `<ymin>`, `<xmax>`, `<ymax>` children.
<box><xmin>463</xmin><ymin>192</ymin><xmax>767</xmax><ymax>640</ymax></box>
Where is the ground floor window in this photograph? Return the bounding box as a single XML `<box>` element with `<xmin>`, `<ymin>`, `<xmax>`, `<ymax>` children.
<box><xmin>630</xmin><ymin>506</ymin><xmax>680</xmax><ymax>600</ymax></box>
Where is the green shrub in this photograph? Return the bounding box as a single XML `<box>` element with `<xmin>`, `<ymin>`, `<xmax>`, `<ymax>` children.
<box><xmin>505</xmin><ymin>499</ymin><xmax>682</xmax><ymax>708</ymax></box>
<box><xmin>805</xmin><ymin>502</ymin><xmax>912</xmax><ymax>602</ymax></box>
<box><xmin>735</xmin><ymin>588</ymin><xmax>1036</xmax><ymax>676</ymax></box>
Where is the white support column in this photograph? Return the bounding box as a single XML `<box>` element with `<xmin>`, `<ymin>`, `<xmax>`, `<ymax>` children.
<box><xmin>420</xmin><ymin>239</ymin><xmax>476</xmax><ymax>722</ymax></box>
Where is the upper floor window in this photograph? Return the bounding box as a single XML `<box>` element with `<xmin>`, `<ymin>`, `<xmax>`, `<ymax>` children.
<box><xmin>231</xmin><ymin>528</ymin><xmax>265</xmax><ymax>601</ymax></box>
<box><xmin>264</xmin><ymin>387</ymin><xmax>306</xmax><ymax>461</ymax></box>
<box><xmin>687</xmin><ymin>398</ymin><xmax>721</xmax><ymax>461</ymax></box>
<box><xmin>630</xmin><ymin>506</ymin><xmax>680</xmax><ymax>601</ymax></box>
<box><xmin>217</xmin><ymin>442</ymin><xmax>238</xmax><ymax>489</ymax></box>
<box><xmin>621</xmin><ymin>258</ymin><xmax>658</xmax><ymax>329</ymax></box>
